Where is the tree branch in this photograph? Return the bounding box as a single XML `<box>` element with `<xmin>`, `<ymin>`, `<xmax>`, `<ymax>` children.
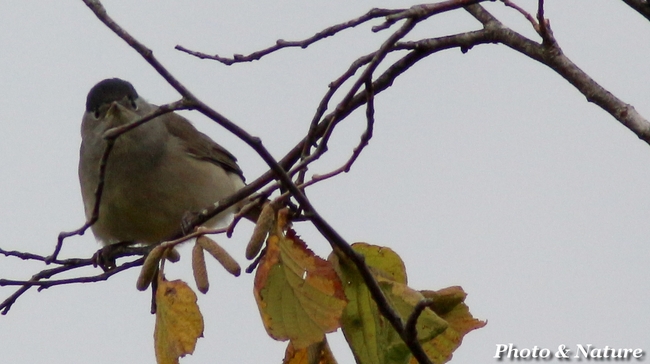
<box><xmin>465</xmin><ymin>4</ymin><xmax>650</xmax><ymax>144</ymax></box>
<box><xmin>1</xmin><ymin>254</ymin><xmax>144</xmax><ymax>314</ymax></box>
<box><xmin>175</xmin><ymin>8</ymin><xmax>405</xmax><ymax>65</ymax></box>
<box><xmin>621</xmin><ymin>0</ymin><xmax>650</xmax><ymax>22</ymax></box>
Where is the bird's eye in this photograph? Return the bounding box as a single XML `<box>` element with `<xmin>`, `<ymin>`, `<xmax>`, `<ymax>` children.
<box><xmin>94</xmin><ymin>110</ymin><xmax>100</xmax><ymax>119</ymax></box>
<box><xmin>129</xmin><ymin>97</ymin><xmax>138</xmax><ymax>110</ymax></box>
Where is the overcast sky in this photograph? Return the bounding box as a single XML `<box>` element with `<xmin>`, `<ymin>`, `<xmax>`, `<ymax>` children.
<box><xmin>0</xmin><ymin>1</ymin><xmax>648</xmax><ymax>363</ymax></box>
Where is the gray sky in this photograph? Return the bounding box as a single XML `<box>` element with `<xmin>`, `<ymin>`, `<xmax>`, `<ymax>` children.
<box><xmin>0</xmin><ymin>1</ymin><xmax>648</xmax><ymax>363</ymax></box>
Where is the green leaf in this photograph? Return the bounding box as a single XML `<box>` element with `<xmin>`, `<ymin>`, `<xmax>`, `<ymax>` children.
<box><xmin>410</xmin><ymin>287</ymin><xmax>486</xmax><ymax>364</ymax></box>
<box><xmin>254</xmin><ymin>229</ymin><xmax>347</xmax><ymax>349</ymax></box>
<box><xmin>331</xmin><ymin>244</ymin><xmax>447</xmax><ymax>364</ymax></box>
<box><xmin>331</xmin><ymin>243</ymin><xmax>484</xmax><ymax>364</ymax></box>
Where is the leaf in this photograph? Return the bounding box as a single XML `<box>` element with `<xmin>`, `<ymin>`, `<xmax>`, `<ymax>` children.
<box><xmin>379</xmin><ymin>279</ymin><xmax>448</xmax><ymax>343</ymax></box>
<box><xmin>332</xmin><ymin>252</ymin><xmax>398</xmax><ymax>364</ymax></box>
<box><xmin>283</xmin><ymin>339</ymin><xmax>338</xmax><ymax>364</ymax></box>
<box><xmin>409</xmin><ymin>287</ymin><xmax>486</xmax><ymax>364</ymax></box>
<box><xmin>350</xmin><ymin>242</ymin><xmax>407</xmax><ymax>284</ymax></box>
<box><xmin>330</xmin><ymin>243</ymin><xmax>448</xmax><ymax>364</ymax></box>
<box><xmin>254</xmin><ymin>228</ymin><xmax>347</xmax><ymax>349</ymax></box>
<box><xmin>154</xmin><ymin>276</ymin><xmax>204</xmax><ymax>364</ymax></box>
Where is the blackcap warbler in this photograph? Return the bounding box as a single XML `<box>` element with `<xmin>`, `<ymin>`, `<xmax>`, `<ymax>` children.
<box><xmin>79</xmin><ymin>78</ymin><xmax>245</xmax><ymax>245</ymax></box>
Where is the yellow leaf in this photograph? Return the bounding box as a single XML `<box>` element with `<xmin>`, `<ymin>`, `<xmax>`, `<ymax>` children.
<box><xmin>254</xmin><ymin>229</ymin><xmax>347</xmax><ymax>349</ymax></box>
<box><xmin>409</xmin><ymin>287</ymin><xmax>486</xmax><ymax>364</ymax></box>
<box><xmin>154</xmin><ymin>276</ymin><xmax>204</xmax><ymax>364</ymax></box>
<box><xmin>283</xmin><ymin>339</ymin><xmax>338</xmax><ymax>364</ymax></box>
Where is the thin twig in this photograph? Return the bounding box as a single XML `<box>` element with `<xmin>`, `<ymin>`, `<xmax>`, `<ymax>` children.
<box><xmin>282</xmin><ymin>15</ymin><xmax>438</xmax><ymax>364</ymax></box>
<box><xmin>373</xmin><ymin>0</ymin><xmax>487</xmax><ymax>31</ymax></box>
<box><xmin>164</xmin><ymin>226</ymin><xmax>228</xmax><ymax>247</ymax></box>
<box><xmin>175</xmin><ymin>8</ymin><xmax>405</xmax><ymax>65</ymax></box>
<box><xmin>501</xmin><ymin>0</ymin><xmax>552</xmax><ymax>45</ymax></box>
<box><xmin>50</xmin><ymin>138</ymin><xmax>114</xmax><ymax>262</ymax></box>
<box><xmin>101</xmin><ymin>99</ymin><xmax>191</xmax><ymax>139</ymax></box>
<box><xmin>1</xmin><ymin>255</ymin><xmax>143</xmax><ymax>314</ymax></box>
<box><xmin>298</xmin><ymin>53</ymin><xmax>375</xmax><ymax>185</ymax></box>
<box><xmin>0</xmin><ymin>258</ymin><xmax>143</xmax><ymax>289</ymax></box>
<box><xmin>292</xmin><ymin>19</ymin><xmax>417</xmax><ymax>178</ymax></box>
<box><xmin>536</xmin><ymin>0</ymin><xmax>551</xmax><ymax>44</ymax></box>
<box><xmin>501</xmin><ymin>0</ymin><xmax>540</xmax><ymax>31</ymax></box>
<box><xmin>301</xmin><ymin>79</ymin><xmax>376</xmax><ymax>188</ymax></box>
<box><xmin>1</xmin><ymin>248</ymin><xmax>56</xmax><ymax>263</ymax></box>
<box><xmin>404</xmin><ymin>299</ymin><xmax>434</xmax><ymax>343</ymax></box>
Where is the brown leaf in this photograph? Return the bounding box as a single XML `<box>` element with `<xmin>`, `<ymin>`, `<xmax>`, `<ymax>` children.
<box><xmin>283</xmin><ymin>339</ymin><xmax>338</xmax><ymax>364</ymax></box>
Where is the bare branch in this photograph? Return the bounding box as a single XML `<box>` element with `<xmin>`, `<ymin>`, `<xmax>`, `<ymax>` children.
<box><xmin>175</xmin><ymin>8</ymin><xmax>405</xmax><ymax>65</ymax></box>
<box><xmin>1</xmin><ymin>254</ymin><xmax>144</xmax><ymax>314</ymax></box>
<box><xmin>302</xmin><ymin>79</ymin><xmax>376</xmax><ymax>188</ymax></box>
<box><xmin>1</xmin><ymin>247</ymin><xmax>89</xmax><ymax>266</ymax></box>
<box><xmin>297</xmin><ymin>53</ymin><xmax>375</xmax><ymax>186</ymax></box>
<box><xmin>536</xmin><ymin>0</ymin><xmax>551</xmax><ymax>44</ymax></box>
<box><xmin>465</xmin><ymin>4</ymin><xmax>650</xmax><ymax>144</ymax></box>
<box><xmin>501</xmin><ymin>0</ymin><xmax>539</xmax><ymax>30</ymax></box>
<box><xmin>0</xmin><ymin>258</ymin><xmax>143</xmax><ymax>289</ymax></box>
<box><xmin>295</xmin><ymin>18</ymin><xmax>417</xmax><ymax>178</ymax></box>
<box><xmin>373</xmin><ymin>0</ymin><xmax>488</xmax><ymax>31</ymax></box>
<box><xmin>1</xmin><ymin>248</ymin><xmax>55</xmax><ymax>263</ymax></box>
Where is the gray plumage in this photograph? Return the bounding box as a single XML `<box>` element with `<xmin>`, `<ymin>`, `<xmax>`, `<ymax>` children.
<box><xmin>79</xmin><ymin>78</ymin><xmax>245</xmax><ymax>245</ymax></box>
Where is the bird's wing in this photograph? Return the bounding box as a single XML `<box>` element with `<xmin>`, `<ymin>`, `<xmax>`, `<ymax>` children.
<box><xmin>161</xmin><ymin>112</ymin><xmax>245</xmax><ymax>181</ymax></box>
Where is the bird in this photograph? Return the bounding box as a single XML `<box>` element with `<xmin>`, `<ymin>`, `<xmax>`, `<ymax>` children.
<box><xmin>79</xmin><ymin>78</ymin><xmax>245</xmax><ymax>246</ymax></box>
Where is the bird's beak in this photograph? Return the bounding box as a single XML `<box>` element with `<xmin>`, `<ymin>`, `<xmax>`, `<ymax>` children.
<box><xmin>104</xmin><ymin>101</ymin><xmax>136</xmax><ymax>127</ymax></box>
<box><xmin>105</xmin><ymin>101</ymin><xmax>124</xmax><ymax>118</ymax></box>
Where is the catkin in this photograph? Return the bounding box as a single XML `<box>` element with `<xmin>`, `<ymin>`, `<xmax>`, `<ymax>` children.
<box><xmin>245</xmin><ymin>203</ymin><xmax>275</xmax><ymax>260</ymax></box>
<box><xmin>165</xmin><ymin>248</ymin><xmax>181</xmax><ymax>263</ymax></box>
<box><xmin>136</xmin><ymin>245</ymin><xmax>164</xmax><ymax>291</ymax></box>
<box><xmin>192</xmin><ymin>242</ymin><xmax>210</xmax><ymax>294</ymax></box>
<box><xmin>198</xmin><ymin>236</ymin><xmax>241</xmax><ymax>277</ymax></box>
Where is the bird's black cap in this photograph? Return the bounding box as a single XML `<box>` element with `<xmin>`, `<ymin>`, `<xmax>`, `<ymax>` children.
<box><xmin>86</xmin><ymin>78</ymin><xmax>138</xmax><ymax>113</ymax></box>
